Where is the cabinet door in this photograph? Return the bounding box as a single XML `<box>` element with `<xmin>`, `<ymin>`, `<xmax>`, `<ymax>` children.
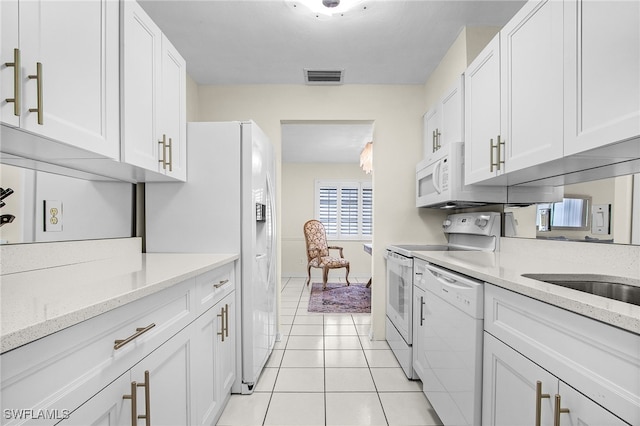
<box><xmin>558</xmin><ymin>382</ymin><xmax>629</xmax><ymax>426</ymax></box>
<box><xmin>438</xmin><ymin>77</ymin><xmax>463</xmax><ymax>149</ymax></box>
<box><xmin>216</xmin><ymin>292</ymin><xmax>236</xmax><ymax>398</ymax></box>
<box><xmin>411</xmin><ymin>286</ymin><xmax>427</xmax><ymax>380</ymax></box>
<box><xmin>483</xmin><ymin>332</ymin><xmax>556</xmax><ymax>426</ymax></box>
<box><xmin>563</xmin><ymin>0</ymin><xmax>640</xmax><ymax>155</ymax></box>
<box><xmin>192</xmin><ymin>292</ymin><xmax>236</xmax><ymax>425</ymax></box>
<box><xmin>500</xmin><ymin>0</ymin><xmax>564</xmax><ymax>173</ymax></box>
<box><xmin>131</xmin><ymin>327</ymin><xmax>193</xmax><ymax>426</ymax></box>
<box><xmin>0</xmin><ymin>0</ymin><xmax>19</xmax><ymax>128</ymax></box>
<box><xmin>159</xmin><ymin>35</ymin><xmax>187</xmax><ymax>181</ymax></box>
<box><xmin>19</xmin><ymin>0</ymin><xmax>119</xmax><ymax>158</ymax></box>
<box><xmin>58</xmin><ymin>374</ymin><xmax>130</xmax><ymax>426</ymax></box>
<box><xmin>464</xmin><ymin>35</ymin><xmax>501</xmax><ymax>185</ymax></box>
<box><xmin>121</xmin><ymin>0</ymin><xmax>163</xmax><ymax>172</ymax></box>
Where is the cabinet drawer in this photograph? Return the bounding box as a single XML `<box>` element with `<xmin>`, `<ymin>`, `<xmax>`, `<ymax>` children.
<box><xmin>0</xmin><ymin>278</ymin><xmax>195</xmax><ymax>426</ymax></box>
<box><xmin>195</xmin><ymin>262</ymin><xmax>235</xmax><ymax>315</ymax></box>
<box><xmin>484</xmin><ymin>284</ymin><xmax>640</xmax><ymax>425</ymax></box>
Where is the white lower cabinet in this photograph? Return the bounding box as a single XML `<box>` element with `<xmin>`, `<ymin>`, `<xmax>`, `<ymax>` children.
<box><xmin>483</xmin><ymin>332</ymin><xmax>626</xmax><ymax>426</ymax></box>
<box><xmin>483</xmin><ymin>284</ymin><xmax>638</xmax><ymax>426</ymax></box>
<box><xmin>0</xmin><ymin>262</ymin><xmax>236</xmax><ymax>426</ymax></box>
<box><xmin>192</xmin><ymin>292</ymin><xmax>236</xmax><ymax>426</ymax></box>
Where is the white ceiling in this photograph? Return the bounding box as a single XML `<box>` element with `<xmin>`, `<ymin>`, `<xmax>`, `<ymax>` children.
<box><xmin>138</xmin><ymin>0</ymin><xmax>526</xmax><ymax>163</ymax></box>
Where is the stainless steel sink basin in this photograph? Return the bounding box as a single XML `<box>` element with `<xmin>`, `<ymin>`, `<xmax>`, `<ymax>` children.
<box><xmin>521</xmin><ymin>273</ymin><xmax>640</xmax><ymax>306</ymax></box>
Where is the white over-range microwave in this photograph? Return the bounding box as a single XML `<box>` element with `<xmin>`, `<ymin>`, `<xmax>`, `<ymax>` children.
<box><xmin>416</xmin><ymin>142</ymin><xmax>507</xmax><ymax>208</ymax></box>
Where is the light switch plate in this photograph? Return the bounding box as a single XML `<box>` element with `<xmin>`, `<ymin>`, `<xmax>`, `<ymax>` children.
<box><xmin>591</xmin><ymin>204</ymin><xmax>610</xmax><ymax>235</ymax></box>
<box><xmin>44</xmin><ymin>200</ymin><xmax>63</xmax><ymax>232</ymax></box>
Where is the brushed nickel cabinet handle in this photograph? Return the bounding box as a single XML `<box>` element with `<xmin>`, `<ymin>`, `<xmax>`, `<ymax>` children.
<box><xmin>436</xmin><ymin>128</ymin><xmax>441</xmax><ymax>150</ymax></box>
<box><xmin>432</xmin><ymin>130</ymin><xmax>436</xmax><ymax>152</ymax></box>
<box><xmin>217</xmin><ymin>305</ymin><xmax>226</xmax><ymax>342</ymax></box>
<box><xmin>535</xmin><ymin>381</ymin><xmax>550</xmax><ymax>426</ymax></box>
<box><xmin>167</xmin><ymin>137</ymin><xmax>173</xmax><ymax>172</ymax></box>
<box><xmin>123</xmin><ymin>381</ymin><xmax>138</xmax><ymax>426</ymax></box>
<box><xmin>213</xmin><ymin>279</ymin><xmax>230</xmax><ymax>288</ymax></box>
<box><xmin>497</xmin><ymin>135</ymin><xmax>505</xmax><ymax>171</ymax></box>
<box><xmin>137</xmin><ymin>370</ymin><xmax>151</xmax><ymax>426</ymax></box>
<box><xmin>419</xmin><ymin>296</ymin><xmax>425</xmax><ymax>326</ymax></box>
<box><xmin>158</xmin><ymin>134</ymin><xmax>167</xmax><ymax>169</ymax></box>
<box><xmin>28</xmin><ymin>62</ymin><xmax>43</xmax><ymax>124</ymax></box>
<box><xmin>224</xmin><ymin>303</ymin><xmax>229</xmax><ymax>338</ymax></box>
<box><xmin>554</xmin><ymin>394</ymin><xmax>570</xmax><ymax>426</ymax></box>
<box><xmin>4</xmin><ymin>48</ymin><xmax>20</xmax><ymax>116</ymax></box>
<box><xmin>114</xmin><ymin>323</ymin><xmax>156</xmax><ymax>350</ymax></box>
<box><xmin>490</xmin><ymin>138</ymin><xmax>495</xmax><ymax>172</ymax></box>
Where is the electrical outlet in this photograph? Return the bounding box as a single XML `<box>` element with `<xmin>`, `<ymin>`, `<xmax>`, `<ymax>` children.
<box><xmin>44</xmin><ymin>200</ymin><xmax>63</xmax><ymax>232</ymax></box>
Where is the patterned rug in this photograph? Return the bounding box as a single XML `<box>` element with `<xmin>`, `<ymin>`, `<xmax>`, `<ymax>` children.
<box><xmin>307</xmin><ymin>282</ymin><xmax>371</xmax><ymax>313</ymax></box>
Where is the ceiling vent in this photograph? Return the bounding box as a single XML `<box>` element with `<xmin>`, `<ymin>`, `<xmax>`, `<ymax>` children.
<box><xmin>304</xmin><ymin>69</ymin><xmax>344</xmax><ymax>85</ymax></box>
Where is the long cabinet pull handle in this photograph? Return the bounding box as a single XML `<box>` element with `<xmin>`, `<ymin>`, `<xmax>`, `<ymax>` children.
<box><xmin>28</xmin><ymin>62</ymin><xmax>43</xmax><ymax>125</ymax></box>
<box><xmin>217</xmin><ymin>306</ymin><xmax>226</xmax><ymax>342</ymax></box>
<box><xmin>137</xmin><ymin>370</ymin><xmax>151</xmax><ymax>426</ymax></box>
<box><xmin>224</xmin><ymin>303</ymin><xmax>229</xmax><ymax>338</ymax></box>
<box><xmin>213</xmin><ymin>279</ymin><xmax>229</xmax><ymax>288</ymax></box>
<box><xmin>535</xmin><ymin>381</ymin><xmax>550</xmax><ymax>426</ymax></box>
<box><xmin>114</xmin><ymin>323</ymin><xmax>156</xmax><ymax>350</ymax></box>
<box><xmin>432</xmin><ymin>130</ymin><xmax>436</xmax><ymax>153</ymax></box>
<box><xmin>489</xmin><ymin>138</ymin><xmax>495</xmax><ymax>172</ymax></box>
<box><xmin>158</xmin><ymin>134</ymin><xmax>167</xmax><ymax>169</ymax></box>
<box><xmin>553</xmin><ymin>394</ymin><xmax>570</xmax><ymax>426</ymax></box>
<box><xmin>168</xmin><ymin>137</ymin><xmax>173</xmax><ymax>172</ymax></box>
<box><xmin>419</xmin><ymin>296</ymin><xmax>425</xmax><ymax>326</ymax></box>
<box><xmin>497</xmin><ymin>134</ymin><xmax>505</xmax><ymax>171</ymax></box>
<box><xmin>4</xmin><ymin>48</ymin><xmax>21</xmax><ymax>116</ymax></box>
<box><xmin>123</xmin><ymin>381</ymin><xmax>138</xmax><ymax>426</ymax></box>
<box><xmin>436</xmin><ymin>128</ymin><xmax>441</xmax><ymax>150</ymax></box>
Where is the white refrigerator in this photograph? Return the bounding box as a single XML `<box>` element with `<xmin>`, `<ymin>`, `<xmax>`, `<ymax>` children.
<box><xmin>145</xmin><ymin>121</ymin><xmax>277</xmax><ymax>394</ymax></box>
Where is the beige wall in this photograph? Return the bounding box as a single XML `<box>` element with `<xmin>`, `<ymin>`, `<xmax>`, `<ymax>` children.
<box><xmin>195</xmin><ymin>84</ymin><xmax>450</xmax><ymax>339</ymax></box>
<box><xmin>189</xmin><ymin>26</ymin><xmax>496</xmax><ymax>339</ymax></box>
<box><xmin>282</xmin><ymin>163</ymin><xmax>373</xmax><ymax>278</ymax></box>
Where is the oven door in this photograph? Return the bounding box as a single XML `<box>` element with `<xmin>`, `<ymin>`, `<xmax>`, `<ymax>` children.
<box><xmin>385</xmin><ymin>250</ymin><xmax>414</xmax><ymax>344</ymax></box>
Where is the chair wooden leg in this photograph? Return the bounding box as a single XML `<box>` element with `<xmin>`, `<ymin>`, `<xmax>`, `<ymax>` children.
<box><xmin>306</xmin><ymin>265</ymin><xmax>312</xmax><ymax>286</ymax></box>
<box><xmin>345</xmin><ymin>265</ymin><xmax>350</xmax><ymax>286</ymax></box>
<box><xmin>322</xmin><ymin>267</ymin><xmax>329</xmax><ymax>290</ymax></box>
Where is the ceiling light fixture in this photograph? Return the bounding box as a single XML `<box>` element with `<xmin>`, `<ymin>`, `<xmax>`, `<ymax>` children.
<box><xmin>295</xmin><ymin>0</ymin><xmax>366</xmax><ymax>17</ymax></box>
<box><xmin>360</xmin><ymin>141</ymin><xmax>373</xmax><ymax>174</ymax></box>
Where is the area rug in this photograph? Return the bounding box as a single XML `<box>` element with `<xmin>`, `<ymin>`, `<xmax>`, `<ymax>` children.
<box><xmin>307</xmin><ymin>282</ymin><xmax>371</xmax><ymax>313</ymax></box>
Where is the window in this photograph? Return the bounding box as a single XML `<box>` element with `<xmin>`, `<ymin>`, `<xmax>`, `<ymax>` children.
<box><xmin>536</xmin><ymin>195</ymin><xmax>591</xmax><ymax>231</ymax></box>
<box><xmin>315</xmin><ymin>180</ymin><xmax>372</xmax><ymax>239</ymax></box>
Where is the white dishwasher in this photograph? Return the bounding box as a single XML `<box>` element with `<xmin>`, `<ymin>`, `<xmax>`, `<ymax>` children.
<box><xmin>414</xmin><ymin>258</ymin><xmax>484</xmax><ymax>426</ymax></box>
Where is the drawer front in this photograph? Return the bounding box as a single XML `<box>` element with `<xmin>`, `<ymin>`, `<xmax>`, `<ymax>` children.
<box><xmin>195</xmin><ymin>262</ymin><xmax>235</xmax><ymax>315</ymax></box>
<box><xmin>484</xmin><ymin>284</ymin><xmax>640</xmax><ymax>425</ymax></box>
<box><xmin>1</xmin><ymin>278</ymin><xmax>195</xmax><ymax>426</ymax></box>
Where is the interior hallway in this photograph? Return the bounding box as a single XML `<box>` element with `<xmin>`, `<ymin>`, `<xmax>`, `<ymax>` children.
<box><xmin>216</xmin><ymin>277</ymin><xmax>443</xmax><ymax>426</ymax></box>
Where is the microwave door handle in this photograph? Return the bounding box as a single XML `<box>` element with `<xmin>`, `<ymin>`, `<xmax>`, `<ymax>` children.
<box><xmin>433</xmin><ymin>159</ymin><xmax>442</xmax><ymax>194</ymax></box>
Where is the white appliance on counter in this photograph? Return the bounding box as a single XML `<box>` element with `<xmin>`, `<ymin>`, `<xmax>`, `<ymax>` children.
<box><xmin>146</xmin><ymin>121</ymin><xmax>277</xmax><ymax>394</ymax></box>
<box><xmin>385</xmin><ymin>211</ymin><xmax>500</xmax><ymax>381</ymax></box>
<box><xmin>416</xmin><ymin>142</ymin><xmax>507</xmax><ymax>209</ymax></box>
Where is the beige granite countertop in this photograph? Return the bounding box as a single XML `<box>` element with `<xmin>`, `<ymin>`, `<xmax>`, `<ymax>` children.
<box><xmin>412</xmin><ymin>246</ymin><xmax>640</xmax><ymax>335</ymax></box>
<box><xmin>0</xmin><ymin>252</ymin><xmax>238</xmax><ymax>353</ymax></box>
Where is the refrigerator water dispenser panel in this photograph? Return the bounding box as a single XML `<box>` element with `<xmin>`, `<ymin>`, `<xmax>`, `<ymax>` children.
<box><xmin>256</xmin><ymin>203</ymin><xmax>266</xmax><ymax>222</ymax></box>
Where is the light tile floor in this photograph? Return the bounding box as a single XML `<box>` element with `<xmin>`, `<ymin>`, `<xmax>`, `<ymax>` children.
<box><xmin>217</xmin><ymin>277</ymin><xmax>443</xmax><ymax>426</ymax></box>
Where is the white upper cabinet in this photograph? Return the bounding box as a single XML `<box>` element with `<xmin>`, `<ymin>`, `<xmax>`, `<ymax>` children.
<box><xmin>500</xmin><ymin>0</ymin><xmax>564</xmax><ymax>172</ymax></box>
<box><xmin>423</xmin><ymin>77</ymin><xmax>463</xmax><ymax>162</ymax></box>
<box><xmin>465</xmin><ymin>0</ymin><xmax>563</xmax><ymax>186</ymax></box>
<box><xmin>563</xmin><ymin>0</ymin><xmax>640</xmax><ymax>156</ymax></box>
<box><xmin>1</xmin><ymin>0</ymin><xmax>120</xmax><ymax>159</ymax></box>
<box><xmin>122</xmin><ymin>0</ymin><xmax>187</xmax><ymax>181</ymax></box>
<box><xmin>464</xmin><ymin>35</ymin><xmax>501</xmax><ymax>184</ymax></box>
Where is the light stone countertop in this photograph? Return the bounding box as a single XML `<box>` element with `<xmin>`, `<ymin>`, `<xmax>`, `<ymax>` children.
<box><xmin>412</xmin><ymin>249</ymin><xmax>640</xmax><ymax>335</ymax></box>
<box><xmin>0</xmin><ymin>253</ymin><xmax>238</xmax><ymax>353</ymax></box>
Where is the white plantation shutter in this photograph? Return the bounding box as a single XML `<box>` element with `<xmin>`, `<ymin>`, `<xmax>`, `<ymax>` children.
<box><xmin>316</xmin><ymin>180</ymin><xmax>373</xmax><ymax>239</ymax></box>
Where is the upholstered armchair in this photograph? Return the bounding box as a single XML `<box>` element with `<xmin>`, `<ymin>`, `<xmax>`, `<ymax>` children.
<box><xmin>303</xmin><ymin>219</ymin><xmax>350</xmax><ymax>290</ymax></box>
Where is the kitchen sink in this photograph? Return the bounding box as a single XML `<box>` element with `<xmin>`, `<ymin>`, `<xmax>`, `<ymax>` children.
<box><xmin>521</xmin><ymin>273</ymin><xmax>640</xmax><ymax>307</ymax></box>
